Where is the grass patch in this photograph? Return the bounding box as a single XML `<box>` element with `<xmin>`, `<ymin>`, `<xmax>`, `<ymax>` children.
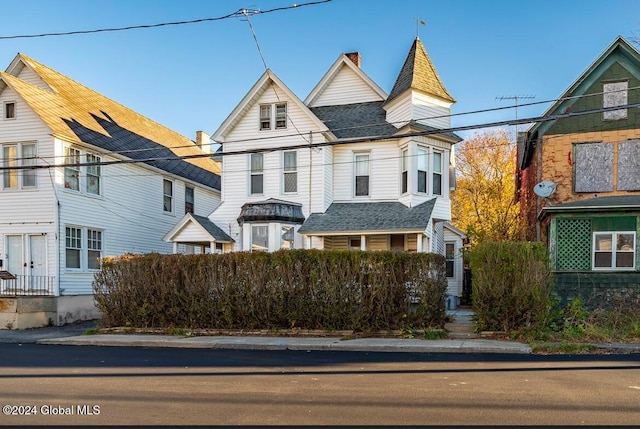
<box><xmin>82</xmin><ymin>327</ymin><xmax>101</xmax><ymax>335</ymax></box>
<box><xmin>531</xmin><ymin>342</ymin><xmax>599</xmax><ymax>354</ymax></box>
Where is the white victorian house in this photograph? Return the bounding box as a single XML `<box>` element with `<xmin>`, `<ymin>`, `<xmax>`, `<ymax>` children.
<box><xmin>0</xmin><ymin>54</ymin><xmax>221</xmax><ymax>328</ymax></box>
<box><xmin>164</xmin><ymin>38</ymin><xmax>465</xmax><ymax>302</ymax></box>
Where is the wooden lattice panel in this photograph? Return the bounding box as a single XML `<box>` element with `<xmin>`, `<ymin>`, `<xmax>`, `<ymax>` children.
<box><xmin>556</xmin><ymin>218</ymin><xmax>592</xmax><ymax>270</ymax></box>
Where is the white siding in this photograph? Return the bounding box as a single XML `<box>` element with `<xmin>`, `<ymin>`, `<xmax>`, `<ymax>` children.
<box><xmin>385</xmin><ymin>97</ymin><xmax>413</xmax><ymax>128</ymax></box>
<box><xmin>0</xmin><ymin>85</ymin><xmax>58</xmax><ymax>291</ymax></box>
<box><xmin>385</xmin><ymin>93</ymin><xmax>452</xmax><ymax>129</ymax></box>
<box><xmin>332</xmin><ymin>142</ymin><xmax>400</xmax><ymax>201</ymax></box>
<box><xmin>14</xmin><ymin>65</ymin><xmax>50</xmax><ymax>90</ymax></box>
<box><xmin>310</xmin><ymin>65</ymin><xmax>383</xmax><ymax>107</ymax></box>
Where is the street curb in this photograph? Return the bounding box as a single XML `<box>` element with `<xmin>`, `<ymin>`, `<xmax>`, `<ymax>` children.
<box><xmin>38</xmin><ymin>334</ymin><xmax>533</xmax><ymax>354</ymax></box>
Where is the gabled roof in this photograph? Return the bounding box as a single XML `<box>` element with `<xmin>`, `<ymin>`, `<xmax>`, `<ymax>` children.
<box><xmin>304</xmin><ymin>53</ymin><xmax>387</xmax><ymax>107</ymax></box>
<box><xmin>443</xmin><ymin>222</ymin><xmax>467</xmax><ymax>239</ymax></box>
<box><xmin>212</xmin><ymin>69</ymin><xmax>332</xmax><ymax>143</ymax></box>
<box><xmin>542</xmin><ymin>195</ymin><xmax>640</xmax><ymax>213</ymax></box>
<box><xmin>521</xmin><ymin>36</ymin><xmax>640</xmax><ymax>169</ymax></box>
<box><xmin>298</xmin><ymin>200</ymin><xmax>436</xmax><ymax>235</ymax></box>
<box><xmin>385</xmin><ymin>37</ymin><xmax>455</xmax><ymax>106</ymax></box>
<box><xmin>162</xmin><ymin>213</ymin><xmax>233</xmax><ymax>243</ymax></box>
<box><xmin>0</xmin><ymin>54</ymin><xmax>221</xmax><ymax>188</ymax></box>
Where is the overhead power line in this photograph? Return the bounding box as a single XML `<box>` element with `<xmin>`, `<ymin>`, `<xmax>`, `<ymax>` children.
<box><xmin>1</xmin><ymin>102</ymin><xmax>637</xmax><ymax>172</ymax></box>
<box><xmin>0</xmin><ymin>1</ymin><xmax>331</xmax><ymax>40</ymax></box>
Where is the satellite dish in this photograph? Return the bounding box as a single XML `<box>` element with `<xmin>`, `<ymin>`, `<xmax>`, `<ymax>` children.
<box><xmin>533</xmin><ymin>181</ymin><xmax>557</xmax><ymax>198</ymax></box>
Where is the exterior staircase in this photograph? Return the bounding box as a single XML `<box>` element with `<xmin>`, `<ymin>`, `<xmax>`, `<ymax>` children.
<box><xmin>445</xmin><ymin>306</ymin><xmax>479</xmax><ymax>339</ymax></box>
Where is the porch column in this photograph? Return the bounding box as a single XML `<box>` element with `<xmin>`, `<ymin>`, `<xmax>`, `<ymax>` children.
<box><xmin>172</xmin><ymin>242</ymin><xmax>179</xmax><ymax>254</ymax></box>
<box><xmin>417</xmin><ymin>234</ymin><xmax>423</xmax><ymax>253</ymax></box>
<box><xmin>306</xmin><ymin>235</ymin><xmax>313</xmax><ymax>250</ymax></box>
<box><xmin>210</xmin><ymin>241</ymin><xmax>216</xmax><ymax>254</ymax></box>
<box><xmin>360</xmin><ymin>235</ymin><xmax>366</xmax><ymax>251</ymax></box>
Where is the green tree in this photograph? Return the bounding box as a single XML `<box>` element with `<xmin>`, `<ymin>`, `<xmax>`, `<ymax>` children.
<box><xmin>451</xmin><ymin>129</ymin><xmax>521</xmax><ymax>243</ymax></box>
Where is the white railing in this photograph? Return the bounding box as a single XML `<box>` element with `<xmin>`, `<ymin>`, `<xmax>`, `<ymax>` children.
<box><xmin>0</xmin><ymin>275</ymin><xmax>56</xmax><ymax>296</ymax></box>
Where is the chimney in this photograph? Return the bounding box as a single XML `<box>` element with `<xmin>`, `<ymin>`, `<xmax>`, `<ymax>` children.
<box><xmin>345</xmin><ymin>52</ymin><xmax>361</xmax><ymax>68</ymax></box>
<box><xmin>196</xmin><ymin>131</ymin><xmax>211</xmax><ymax>154</ymax></box>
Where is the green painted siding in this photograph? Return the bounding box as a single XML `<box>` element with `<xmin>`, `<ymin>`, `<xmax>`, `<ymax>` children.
<box><xmin>554</xmin><ymin>271</ymin><xmax>640</xmax><ymax>307</ymax></box>
<box><xmin>592</xmin><ymin>215</ymin><xmax>636</xmax><ymax>231</ymax></box>
<box><xmin>547</xmin><ymin>61</ymin><xmax>640</xmax><ymax>135</ymax></box>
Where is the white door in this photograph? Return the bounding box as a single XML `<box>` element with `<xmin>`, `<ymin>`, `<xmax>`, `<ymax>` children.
<box><xmin>6</xmin><ymin>235</ymin><xmax>23</xmax><ymax>291</ymax></box>
<box><xmin>28</xmin><ymin>235</ymin><xmax>47</xmax><ymax>290</ymax></box>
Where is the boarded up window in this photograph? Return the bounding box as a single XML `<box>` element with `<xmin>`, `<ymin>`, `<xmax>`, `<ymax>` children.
<box><xmin>574</xmin><ymin>142</ymin><xmax>613</xmax><ymax>193</ymax></box>
<box><xmin>617</xmin><ymin>139</ymin><xmax>640</xmax><ymax>191</ymax></box>
<box><xmin>603</xmin><ymin>81</ymin><xmax>628</xmax><ymax>120</ymax></box>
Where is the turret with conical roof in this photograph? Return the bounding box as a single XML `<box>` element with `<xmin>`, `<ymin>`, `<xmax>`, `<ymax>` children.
<box><xmin>383</xmin><ymin>37</ymin><xmax>455</xmax><ymax>130</ymax></box>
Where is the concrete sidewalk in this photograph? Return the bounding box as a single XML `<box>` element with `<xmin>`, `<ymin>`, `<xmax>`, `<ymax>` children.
<box><xmin>39</xmin><ymin>334</ymin><xmax>533</xmax><ymax>354</ymax></box>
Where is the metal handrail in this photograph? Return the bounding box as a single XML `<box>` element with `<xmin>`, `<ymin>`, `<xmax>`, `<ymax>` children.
<box><xmin>0</xmin><ymin>275</ymin><xmax>56</xmax><ymax>296</ymax></box>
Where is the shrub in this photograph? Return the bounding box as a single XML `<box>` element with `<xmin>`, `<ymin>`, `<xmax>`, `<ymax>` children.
<box><xmin>469</xmin><ymin>241</ymin><xmax>553</xmax><ymax>332</ymax></box>
<box><xmin>93</xmin><ymin>250</ymin><xmax>447</xmax><ymax>331</ymax></box>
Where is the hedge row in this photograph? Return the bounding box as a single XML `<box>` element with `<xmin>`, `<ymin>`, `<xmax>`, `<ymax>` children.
<box><xmin>93</xmin><ymin>249</ymin><xmax>448</xmax><ymax>331</ymax></box>
<box><xmin>470</xmin><ymin>241</ymin><xmax>554</xmax><ymax>332</ymax></box>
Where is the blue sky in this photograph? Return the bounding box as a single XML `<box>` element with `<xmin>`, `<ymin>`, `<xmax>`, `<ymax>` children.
<box><xmin>1</xmin><ymin>0</ymin><xmax>639</xmax><ymax>141</ymax></box>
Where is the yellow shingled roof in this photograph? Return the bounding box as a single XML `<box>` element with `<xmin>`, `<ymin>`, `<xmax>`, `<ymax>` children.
<box><xmin>3</xmin><ymin>54</ymin><xmax>220</xmax><ymax>175</ymax></box>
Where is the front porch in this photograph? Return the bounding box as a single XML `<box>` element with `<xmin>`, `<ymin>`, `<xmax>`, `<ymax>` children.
<box><xmin>0</xmin><ymin>274</ymin><xmax>56</xmax><ymax>297</ymax></box>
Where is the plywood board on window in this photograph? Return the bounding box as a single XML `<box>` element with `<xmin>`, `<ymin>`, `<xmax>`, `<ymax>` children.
<box><xmin>617</xmin><ymin>139</ymin><xmax>640</xmax><ymax>191</ymax></box>
<box><xmin>574</xmin><ymin>142</ymin><xmax>613</xmax><ymax>193</ymax></box>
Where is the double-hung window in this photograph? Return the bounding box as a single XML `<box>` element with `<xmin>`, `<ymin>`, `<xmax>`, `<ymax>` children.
<box><xmin>259</xmin><ymin>103</ymin><xmax>287</xmax><ymax>130</ymax></box>
<box><xmin>283</xmin><ymin>151</ymin><xmax>297</xmax><ymax>193</ymax></box>
<box><xmin>86</xmin><ymin>154</ymin><xmax>101</xmax><ymax>195</ymax></box>
<box><xmin>417</xmin><ymin>148</ymin><xmax>427</xmax><ymax>193</ymax></box>
<box><xmin>65</xmin><ymin>227</ymin><xmax>82</xmax><ymax>269</ymax></box>
<box><xmin>354</xmin><ymin>153</ymin><xmax>370</xmax><ymax>197</ymax></box>
<box><xmin>66</xmin><ymin>226</ymin><xmax>103</xmax><ymax>270</ymax></box>
<box><xmin>163</xmin><ymin>179</ymin><xmax>173</xmax><ymax>213</ymax></box>
<box><xmin>64</xmin><ymin>147</ymin><xmax>81</xmax><ymax>191</ymax></box>
<box><xmin>445</xmin><ymin>242</ymin><xmax>455</xmax><ymax>277</ymax></box>
<box><xmin>2</xmin><ymin>143</ymin><xmax>37</xmax><ymax>190</ymax></box>
<box><xmin>250</xmin><ymin>153</ymin><xmax>264</xmax><ymax>194</ymax></box>
<box><xmin>593</xmin><ymin>232</ymin><xmax>635</xmax><ymax>269</ymax></box>
<box><xmin>87</xmin><ymin>229</ymin><xmax>103</xmax><ymax>270</ymax></box>
<box><xmin>185</xmin><ymin>185</ymin><xmax>194</xmax><ymax>214</ymax></box>
<box><xmin>603</xmin><ymin>81</ymin><xmax>628</xmax><ymax>121</ymax></box>
<box><xmin>433</xmin><ymin>152</ymin><xmax>443</xmax><ymax>195</ymax></box>
<box><xmin>401</xmin><ymin>149</ymin><xmax>408</xmax><ymax>194</ymax></box>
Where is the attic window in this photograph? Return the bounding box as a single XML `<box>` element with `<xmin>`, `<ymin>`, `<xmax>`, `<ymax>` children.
<box><xmin>4</xmin><ymin>101</ymin><xmax>15</xmax><ymax>119</ymax></box>
<box><xmin>603</xmin><ymin>81</ymin><xmax>628</xmax><ymax>121</ymax></box>
<box><xmin>259</xmin><ymin>103</ymin><xmax>287</xmax><ymax>130</ymax></box>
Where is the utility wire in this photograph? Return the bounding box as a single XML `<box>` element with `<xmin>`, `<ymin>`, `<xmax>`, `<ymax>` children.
<box><xmin>0</xmin><ymin>1</ymin><xmax>331</xmax><ymax>40</ymax></box>
<box><xmin>1</xmin><ymin>102</ymin><xmax>638</xmax><ymax>171</ymax></box>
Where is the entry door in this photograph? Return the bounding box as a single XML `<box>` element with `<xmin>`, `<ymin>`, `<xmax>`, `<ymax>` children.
<box><xmin>6</xmin><ymin>235</ymin><xmax>23</xmax><ymax>290</ymax></box>
<box><xmin>5</xmin><ymin>235</ymin><xmax>47</xmax><ymax>290</ymax></box>
<box><xmin>29</xmin><ymin>235</ymin><xmax>47</xmax><ymax>290</ymax></box>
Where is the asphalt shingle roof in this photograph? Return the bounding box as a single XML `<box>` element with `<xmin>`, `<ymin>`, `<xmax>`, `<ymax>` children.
<box><xmin>386</xmin><ymin>38</ymin><xmax>455</xmax><ymax>104</ymax></box>
<box><xmin>310</xmin><ymin>101</ymin><xmax>398</xmax><ymax>139</ymax></box>
<box><xmin>190</xmin><ymin>214</ymin><xmax>233</xmax><ymax>242</ymax></box>
<box><xmin>1</xmin><ymin>54</ymin><xmax>221</xmax><ymax>189</ymax></box>
<box><xmin>543</xmin><ymin>195</ymin><xmax>640</xmax><ymax>211</ymax></box>
<box><xmin>298</xmin><ymin>200</ymin><xmax>436</xmax><ymax>234</ymax></box>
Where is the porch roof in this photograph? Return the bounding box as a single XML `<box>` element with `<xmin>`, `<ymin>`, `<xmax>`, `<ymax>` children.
<box><xmin>163</xmin><ymin>213</ymin><xmax>233</xmax><ymax>244</ymax></box>
<box><xmin>298</xmin><ymin>200</ymin><xmax>436</xmax><ymax>235</ymax></box>
<box><xmin>540</xmin><ymin>195</ymin><xmax>640</xmax><ymax>218</ymax></box>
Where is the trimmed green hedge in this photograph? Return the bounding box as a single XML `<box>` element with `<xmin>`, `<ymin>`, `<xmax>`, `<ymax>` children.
<box><xmin>93</xmin><ymin>249</ymin><xmax>448</xmax><ymax>331</ymax></box>
<box><xmin>470</xmin><ymin>242</ymin><xmax>554</xmax><ymax>332</ymax></box>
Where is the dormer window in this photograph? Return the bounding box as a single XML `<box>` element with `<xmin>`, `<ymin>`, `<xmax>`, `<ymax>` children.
<box><xmin>4</xmin><ymin>101</ymin><xmax>15</xmax><ymax>119</ymax></box>
<box><xmin>259</xmin><ymin>103</ymin><xmax>287</xmax><ymax>130</ymax></box>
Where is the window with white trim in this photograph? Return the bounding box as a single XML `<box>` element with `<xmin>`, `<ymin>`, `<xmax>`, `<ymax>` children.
<box><xmin>283</xmin><ymin>151</ymin><xmax>297</xmax><ymax>193</ymax></box>
<box><xmin>445</xmin><ymin>242</ymin><xmax>455</xmax><ymax>277</ymax></box>
<box><xmin>259</xmin><ymin>103</ymin><xmax>287</xmax><ymax>130</ymax></box>
<box><xmin>354</xmin><ymin>153</ymin><xmax>370</xmax><ymax>197</ymax></box>
<box><xmin>250</xmin><ymin>153</ymin><xmax>264</xmax><ymax>195</ymax></box>
<box><xmin>64</xmin><ymin>147</ymin><xmax>81</xmax><ymax>191</ymax></box>
<box><xmin>417</xmin><ymin>147</ymin><xmax>427</xmax><ymax>193</ymax></box>
<box><xmin>401</xmin><ymin>149</ymin><xmax>408</xmax><ymax>194</ymax></box>
<box><xmin>3</xmin><ymin>101</ymin><xmax>15</xmax><ymax>119</ymax></box>
<box><xmin>86</xmin><ymin>153</ymin><xmax>101</xmax><ymax>195</ymax></box>
<box><xmin>66</xmin><ymin>226</ymin><xmax>104</xmax><ymax>270</ymax></box>
<box><xmin>185</xmin><ymin>185</ymin><xmax>194</xmax><ymax>214</ymax></box>
<box><xmin>2</xmin><ymin>142</ymin><xmax>37</xmax><ymax>190</ymax></box>
<box><xmin>87</xmin><ymin>229</ymin><xmax>103</xmax><ymax>270</ymax></box>
<box><xmin>163</xmin><ymin>179</ymin><xmax>173</xmax><ymax>213</ymax></box>
<box><xmin>603</xmin><ymin>81</ymin><xmax>628</xmax><ymax>121</ymax></box>
<box><xmin>65</xmin><ymin>227</ymin><xmax>82</xmax><ymax>269</ymax></box>
<box><xmin>433</xmin><ymin>152</ymin><xmax>443</xmax><ymax>195</ymax></box>
<box><xmin>251</xmin><ymin>225</ymin><xmax>269</xmax><ymax>251</ymax></box>
<box><xmin>593</xmin><ymin>231</ymin><xmax>635</xmax><ymax>269</ymax></box>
